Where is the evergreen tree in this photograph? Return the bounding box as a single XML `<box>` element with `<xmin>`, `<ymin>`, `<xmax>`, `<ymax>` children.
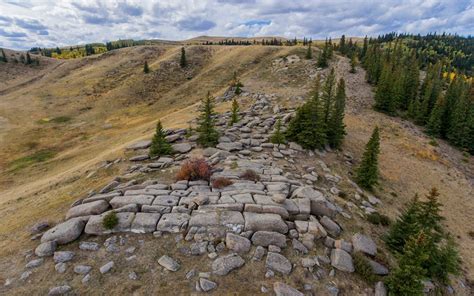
<box><xmin>270</xmin><ymin>118</ymin><xmax>286</xmax><ymax>144</ymax></box>
<box><xmin>374</xmin><ymin>62</ymin><xmax>396</xmax><ymax>115</ymax></box>
<box><xmin>305</xmin><ymin>43</ymin><xmax>312</xmax><ymax>59</ymax></box>
<box><xmin>26</xmin><ymin>52</ymin><xmax>32</xmax><ymax>64</ymax></box>
<box><xmin>197</xmin><ymin>92</ymin><xmax>219</xmax><ymax>147</ymax></box>
<box><xmin>143</xmin><ymin>61</ymin><xmax>150</xmax><ymax>73</ymax></box>
<box><xmin>401</xmin><ymin>51</ymin><xmax>420</xmax><ymax>110</ymax></box>
<box><xmin>360</xmin><ymin>36</ymin><xmax>368</xmax><ymax>59</ymax></box>
<box><xmin>286</xmin><ymin>75</ymin><xmax>327</xmax><ymax>149</ymax></box>
<box><xmin>355</xmin><ymin>126</ymin><xmax>380</xmax><ymax>190</ymax></box>
<box><xmin>386</xmin><ymin>232</ymin><xmax>429</xmax><ymax>296</ymax></box>
<box><xmin>327</xmin><ymin>78</ymin><xmax>346</xmax><ymax>148</ymax></box>
<box><xmin>180</xmin><ymin>47</ymin><xmax>187</xmax><ymax>68</ymax></box>
<box><xmin>149</xmin><ymin>120</ymin><xmax>173</xmax><ymax>157</ymax></box>
<box><xmin>0</xmin><ymin>49</ymin><xmax>7</xmax><ymax>62</ymax></box>
<box><xmin>339</xmin><ymin>34</ymin><xmax>346</xmax><ymax>54</ymax></box>
<box><xmin>426</xmin><ymin>95</ymin><xmax>445</xmax><ymax>137</ymax></box>
<box><xmin>229</xmin><ymin>98</ymin><xmax>240</xmax><ymax>126</ymax></box>
<box><xmin>322</xmin><ymin>68</ymin><xmax>336</xmax><ymax>125</ymax></box>
<box><xmin>350</xmin><ymin>53</ymin><xmax>357</xmax><ymax>73</ymax></box>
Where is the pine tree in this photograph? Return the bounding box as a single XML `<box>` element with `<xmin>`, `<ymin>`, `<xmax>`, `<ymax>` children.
<box><xmin>180</xmin><ymin>47</ymin><xmax>187</xmax><ymax>68</ymax></box>
<box><xmin>401</xmin><ymin>51</ymin><xmax>420</xmax><ymax>110</ymax></box>
<box><xmin>386</xmin><ymin>232</ymin><xmax>429</xmax><ymax>296</ymax></box>
<box><xmin>149</xmin><ymin>120</ymin><xmax>173</xmax><ymax>157</ymax></box>
<box><xmin>419</xmin><ymin>188</ymin><xmax>444</xmax><ymax>242</ymax></box>
<box><xmin>355</xmin><ymin>126</ymin><xmax>380</xmax><ymax>190</ymax></box>
<box><xmin>271</xmin><ymin>118</ymin><xmax>286</xmax><ymax>144</ymax></box>
<box><xmin>322</xmin><ymin>68</ymin><xmax>336</xmax><ymax>125</ymax></box>
<box><xmin>286</xmin><ymin>75</ymin><xmax>327</xmax><ymax>149</ymax></box>
<box><xmin>197</xmin><ymin>92</ymin><xmax>219</xmax><ymax>147</ymax></box>
<box><xmin>385</xmin><ymin>195</ymin><xmax>423</xmax><ymax>252</ymax></box>
<box><xmin>426</xmin><ymin>95</ymin><xmax>445</xmax><ymax>137</ymax></box>
<box><xmin>229</xmin><ymin>98</ymin><xmax>240</xmax><ymax>126</ymax></box>
<box><xmin>360</xmin><ymin>36</ymin><xmax>368</xmax><ymax>59</ymax></box>
<box><xmin>327</xmin><ymin>78</ymin><xmax>346</xmax><ymax>148</ymax></box>
<box><xmin>374</xmin><ymin>62</ymin><xmax>396</xmax><ymax>115</ymax></box>
<box><xmin>339</xmin><ymin>34</ymin><xmax>346</xmax><ymax>54</ymax></box>
<box><xmin>305</xmin><ymin>43</ymin><xmax>312</xmax><ymax>59</ymax></box>
<box><xmin>0</xmin><ymin>49</ymin><xmax>7</xmax><ymax>62</ymax></box>
<box><xmin>350</xmin><ymin>53</ymin><xmax>357</xmax><ymax>73</ymax></box>
<box><xmin>143</xmin><ymin>61</ymin><xmax>150</xmax><ymax>73</ymax></box>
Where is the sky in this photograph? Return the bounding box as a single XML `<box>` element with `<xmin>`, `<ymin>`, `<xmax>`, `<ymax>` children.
<box><xmin>0</xmin><ymin>0</ymin><xmax>472</xmax><ymax>50</ymax></box>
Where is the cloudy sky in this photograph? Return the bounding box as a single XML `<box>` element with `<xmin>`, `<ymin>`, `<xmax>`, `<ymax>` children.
<box><xmin>0</xmin><ymin>0</ymin><xmax>472</xmax><ymax>50</ymax></box>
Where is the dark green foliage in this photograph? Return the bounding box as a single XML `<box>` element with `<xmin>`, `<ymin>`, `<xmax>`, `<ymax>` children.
<box><xmin>327</xmin><ymin>78</ymin><xmax>346</xmax><ymax>148</ymax></box>
<box><xmin>322</xmin><ymin>68</ymin><xmax>336</xmax><ymax>125</ymax></box>
<box><xmin>149</xmin><ymin>121</ymin><xmax>173</xmax><ymax>157</ymax></box>
<box><xmin>180</xmin><ymin>47</ymin><xmax>187</xmax><ymax>68</ymax></box>
<box><xmin>102</xmin><ymin>212</ymin><xmax>119</xmax><ymax>230</ymax></box>
<box><xmin>286</xmin><ymin>75</ymin><xmax>327</xmax><ymax>149</ymax></box>
<box><xmin>197</xmin><ymin>92</ymin><xmax>219</xmax><ymax>147</ymax></box>
<box><xmin>350</xmin><ymin>53</ymin><xmax>357</xmax><ymax>73</ymax></box>
<box><xmin>1</xmin><ymin>49</ymin><xmax>8</xmax><ymax>62</ymax></box>
<box><xmin>386</xmin><ymin>232</ymin><xmax>429</xmax><ymax>296</ymax></box>
<box><xmin>270</xmin><ymin>118</ymin><xmax>285</xmax><ymax>145</ymax></box>
<box><xmin>26</xmin><ymin>52</ymin><xmax>32</xmax><ymax>64</ymax></box>
<box><xmin>229</xmin><ymin>98</ymin><xmax>240</xmax><ymax>126</ymax></box>
<box><xmin>353</xmin><ymin>252</ymin><xmax>377</xmax><ymax>283</ymax></box>
<box><xmin>234</xmin><ymin>85</ymin><xmax>242</xmax><ymax>95</ymax></box>
<box><xmin>355</xmin><ymin>126</ymin><xmax>380</xmax><ymax>190</ymax></box>
<box><xmin>385</xmin><ymin>188</ymin><xmax>461</xmax><ymax>289</ymax></box>
<box><xmin>374</xmin><ymin>63</ymin><xmax>397</xmax><ymax>115</ymax></box>
<box><xmin>317</xmin><ymin>39</ymin><xmax>332</xmax><ymax>68</ymax></box>
<box><xmin>143</xmin><ymin>61</ymin><xmax>150</xmax><ymax>73</ymax></box>
<box><xmin>305</xmin><ymin>43</ymin><xmax>312</xmax><ymax>59</ymax></box>
<box><xmin>367</xmin><ymin>212</ymin><xmax>391</xmax><ymax>226</ymax></box>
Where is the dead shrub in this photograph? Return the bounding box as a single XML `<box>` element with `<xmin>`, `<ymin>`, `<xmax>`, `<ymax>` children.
<box><xmin>240</xmin><ymin>169</ymin><xmax>260</xmax><ymax>182</ymax></box>
<box><xmin>211</xmin><ymin>177</ymin><xmax>234</xmax><ymax>189</ymax></box>
<box><xmin>176</xmin><ymin>158</ymin><xmax>212</xmax><ymax>181</ymax></box>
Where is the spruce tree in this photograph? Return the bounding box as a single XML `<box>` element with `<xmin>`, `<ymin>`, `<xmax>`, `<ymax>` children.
<box><xmin>322</xmin><ymin>68</ymin><xmax>336</xmax><ymax>125</ymax></box>
<box><xmin>149</xmin><ymin>120</ymin><xmax>173</xmax><ymax>157</ymax></box>
<box><xmin>0</xmin><ymin>49</ymin><xmax>7</xmax><ymax>62</ymax></box>
<box><xmin>355</xmin><ymin>126</ymin><xmax>380</xmax><ymax>190</ymax></box>
<box><xmin>143</xmin><ymin>61</ymin><xmax>150</xmax><ymax>73</ymax></box>
<box><xmin>426</xmin><ymin>95</ymin><xmax>445</xmax><ymax>137</ymax></box>
<box><xmin>305</xmin><ymin>43</ymin><xmax>312</xmax><ymax>59</ymax></box>
<box><xmin>286</xmin><ymin>75</ymin><xmax>327</xmax><ymax>149</ymax></box>
<box><xmin>327</xmin><ymin>78</ymin><xmax>346</xmax><ymax>148</ymax></box>
<box><xmin>197</xmin><ymin>92</ymin><xmax>219</xmax><ymax>147</ymax></box>
<box><xmin>180</xmin><ymin>47</ymin><xmax>187</xmax><ymax>68</ymax></box>
<box><xmin>386</xmin><ymin>232</ymin><xmax>429</xmax><ymax>296</ymax></box>
<box><xmin>350</xmin><ymin>53</ymin><xmax>357</xmax><ymax>73</ymax></box>
<box><xmin>270</xmin><ymin>118</ymin><xmax>286</xmax><ymax>145</ymax></box>
<box><xmin>229</xmin><ymin>98</ymin><xmax>240</xmax><ymax>126</ymax></box>
<box><xmin>339</xmin><ymin>34</ymin><xmax>346</xmax><ymax>54</ymax></box>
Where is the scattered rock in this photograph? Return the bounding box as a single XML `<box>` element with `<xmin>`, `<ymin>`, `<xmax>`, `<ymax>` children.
<box><xmin>54</xmin><ymin>251</ymin><xmax>75</xmax><ymax>263</ymax></box>
<box><xmin>55</xmin><ymin>262</ymin><xmax>67</xmax><ymax>273</ymax></box>
<box><xmin>48</xmin><ymin>285</ymin><xmax>72</xmax><ymax>296</ymax></box>
<box><xmin>41</xmin><ymin>218</ymin><xmax>86</xmax><ymax>245</ymax></box>
<box><xmin>199</xmin><ymin>278</ymin><xmax>217</xmax><ymax>292</ymax></box>
<box><xmin>35</xmin><ymin>241</ymin><xmax>57</xmax><ymax>257</ymax></box>
<box><xmin>100</xmin><ymin>261</ymin><xmax>114</xmax><ymax>274</ymax></box>
<box><xmin>273</xmin><ymin>282</ymin><xmax>304</xmax><ymax>296</ymax></box>
<box><xmin>226</xmin><ymin>233</ymin><xmax>251</xmax><ymax>253</ymax></box>
<box><xmin>26</xmin><ymin>258</ymin><xmax>44</xmax><ymax>269</ymax></box>
<box><xmin>212</xmin><ymin>253</ymin><xmax>245</xmax><ymax>276</ymax></box>
<box><xmin>330</xmin><ymin>249</ymin><xmax>354</xmax><ymax>273</ymax></box>
<box><xmin>79</xmin><ymin>241</ymin><xmax>100</xmax><ymax>251</ymax></box>
<box><xmin>172</xmin><ymin>143</ymin><xmax>192</xmax><ymax>153</ymax></box>
<box><xmin>375</xmin><ymin>281</ymin><xmax>387</xmax><ymax>296</ymax></box>
<box><xmin>352</xmin><ymin>233</ymin><xmax>377</xmax><ymax>256</ymax></box>
<box><xmin>31</xmin><ymin>221</ymin><xmax>50</xmax><ymax>234</ymax></box>
<box><xmin>158</xmin><ymin>255</ymin><xmax>180</xmax><ymax>272</ymax></box>
<box><xmin>74</xmin><ymin>265</ymin><xmax>92</xmax><ymax>274</ymax></box>
<box><xmin>251</xmin><ymin>231</ymin><xmax>287</xmax><ymax>248</ymax></box>
<box><xmin>266</xmin><ymin>252</ymin><xmax>292</xmax><ymax>275</ymax></box>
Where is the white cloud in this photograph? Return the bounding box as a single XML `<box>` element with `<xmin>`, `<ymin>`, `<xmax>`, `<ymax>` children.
<box><xmin>0</xmin><ymin>0</ymin><xmax>472</xmax><ymax>50</ymax></box>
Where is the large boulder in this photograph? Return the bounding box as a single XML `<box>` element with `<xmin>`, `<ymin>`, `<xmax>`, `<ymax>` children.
<box><xmin>310</xmin><ymin>197</ymin><xmax>337</xmax><ymax>218</ymax></box>
<box><xmin>251</xmin><ymin>231</ymin><xmax>287</xmax><ymax>248</ymax></box>
<box><xmin>266</xmin><ymin>252</ymin><xmax>292</xmax><ymax>275</ymax></box>
<box><xmin>84</xmin><ymin>212</ymin><xmax>135</xmax><ymax>235</ymax></box>
<box><xmin>156</xmin><ymin>213</ymin><xmax>190</xmax><ymax>233</ymax></box>
<box><xmin>212</xmin><ymin>253</ymin><xmax>245</xmax><ymax>276</ymax></box>
<box><xmin>172</xmin><ymin>143</ymin><xmax>192</xmax><ymax>154</ymax></box>
<box><xmin>131</xmin><ymin>213</ymin><xmax>161</xmax><ymax>233</ymax></box>
<box><xmin>352</xmin><ymin>233</ymin><xmax>377</xmax><ymax>256</ymax></box>
<box><xmin>320</xmin><ymin>216</ymin><xmax>341</xmax><ymax>237</ymax></box>
<box><xmin>244</xmin><ymin>212</ymin><xmax>288</xmax><ymax>234</ymax></box>
<box><xmin>66</xmin><ymin>200</ymin><xmax>109</xmax><ymax>220</ymax></box>
<box><xmin>41</xmin><ymin>217</ymin><xmax>86</xmax><ymax>245</ymax></box>
<box><xmin>35</xmin><ymin>241</ymin><xmax>57</xmax><ymax>257</ymax></box>
<box><xmin>158</xmin><ymin>255</ymin><xmax>180</xmax><ymax>272</ymax></box>
<box><xmin>291</xmin><ymin>186</ymin><xmax>323</xmax><ymax>199</ymax></box>
<box><xmin>330</xmin><ymin>249</ymin><xmax>354</xmax><ymax>272</ymax></box>
<box><xmin>216</xmin><ymin>142</ymin><xmax>243</xmax><ymax>152</ymax></box>
<box><xmin>273</xmin><ymin>282</ymin><xmax>304</xmax><ymax>296</ymax></box>
<box><xmin>226</xmin><ymin>233</ymin><xmax>251</xmax><ymax>253</ymax></box>
<box><xmin>109</xmin><ymin>195</ymin><xmax>154</xmax><ymax>208</ymax></box>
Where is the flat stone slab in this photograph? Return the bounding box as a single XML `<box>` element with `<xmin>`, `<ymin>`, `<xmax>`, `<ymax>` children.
<box><xmin>41</xmin><ymin>217</ymin><xmax>87</xmax><ymax>245</ymax></box>
<box><xmin>125</xmin><ymin>189</ymin><xmax>170</xmax><ymax>196</ymax></box>
<box><xmin>82</xmin><ymin>192</ymin><xmax>121</xmax><ymax>204</ymax></box>
<box><xmin>158</xmin><ymin>255</ymin><xmax>180</xmax><ymax>271</ymax></box>
<box><xmin>131</xmin><ymin>213</ymin><xmax>161</xmax><ymax>233</ymax></box>
<box><xmin>243</xmin><ymin>212</ymin><xmax>288</xmax><ymax>234</ymax></box>
<box><xmin>109</xmin><ymin>195</ymin><xmax>155</xmax><ymax>208</ymax></box>
<box><xmin>251</xmin><ymin>231</ymin><xmax>287</xmax><ymax>248</ymax></box>
<box><xmin>126</xmin><ymin>140</ymin><xmax>151</xmax><ymax>150</ymax></box>
<box><xmin>153</xmin><ymin>195</ymin><xmax>180</xmax><ymax>207</ymax></box>
<box><xmin>172</xmin><ymin>143</ymin><xmax>192</xmax><ymax>153</ymax></box>
<box><xmin>84</xmin><ymin>212</ymin><xmax>135</xmax><ymax>235</ymax></box>
<box><xmin>331</xmin><ymin>249</ymin><xmax>354</xmax><ymax>273</ymax></box>
<box><xmin>352</xmin><ymin>233</ymin><xmax>377</xmax><ymax>256</ymax></box>
<box><xmin>66</xmin><ymin>200</ymin><xmax>109</xmax><ymax>220</ymax></box>
<box><xmin>156</xmin><ymin>213</ymin><xmax>190</xmax><ymax>233</ymax></box>
<box><xmin>189</xmin><ymin>211</ymin><xmax>244</xmax><ymax>232</ymax></box>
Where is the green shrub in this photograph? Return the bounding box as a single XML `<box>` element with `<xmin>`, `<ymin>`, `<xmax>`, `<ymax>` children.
<box><xmin>353</xmin><ymin>252</ymin><xmax>377</xmax><ymax>283</ymax></box>
<box><xmin>102</xmin><ymin>212</ymin><xmax>119</xmax><ymax>230</ymax></box>
<box><xmin>367</xmin><ymin>212</ymin><xmax>391</xmax><ymax>226</ymax></box>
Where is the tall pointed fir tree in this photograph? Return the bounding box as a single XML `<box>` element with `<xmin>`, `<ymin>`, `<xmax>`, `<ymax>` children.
<box><xmin>338</xmin><ymin>34</ymin><xmax>346</xmax><ymax>55</ymax></box>
<box><xmin>286</xmin><ymin>75</ymin><xmax>327</xmax><ymax>149</ymax></box>
<box><xmin>350</xmin><ymin>53</ymin><xmax>357</xmax><ymax>73</ymax></box>
<box><xmin>229</xmin><ymin>98</ymin><xmax>240</xmax><ymax>126</ymax></box>
<box><xmin>197</xmin><ymin>92</ymin><xmax>219</xmax><ymax>147</ymax></box>
<box><xmin>321</xmin><ymin>68</ymin><xmax>336</xmax><ymax>126</ymax></box>
<box><xmin>374</xmin><ymin>62</ymin><xmax>397</xmax><ymax>115</ymax></box>
<box><xmin>180</xmin><ymin>47</ymin><xmax>187</xmax><ymax>68</ymax></box>
<box><xmin>143</xmin><ymin>61</ymin><xmax>150</xmax><ymax>73</ymax></box>
<box><xmin>355</xmin><ymin>126</ymin><xmax>380</xmax><ymax>190</ymax></box>
<box><xmin>149</xmin><ymin>120</ymin><xmax>173</xmax><ymax>157</ymax></box>
<box><xmin>327</xmin><ymin>78</ymin><xmax>346</xmax><ymax>148</ymax></box>
<box><xmin>305</xmin><ymin>43</ymin><xmax>312</xmax><ymax>59</ymax></box>
<box><xmin>426</xmin><ymin>95</ymin><xmax>445</xmax><ymax>137</ymax></box>
<box><xmin>270</xmin><ymin>118</ymin><xmax>285</xmax><ymax>144</ymax></box>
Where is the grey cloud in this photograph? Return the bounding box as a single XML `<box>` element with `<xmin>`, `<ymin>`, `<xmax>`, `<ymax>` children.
<box><xmin>0</xmin><ymin>28</ymin><xmax>27</xmax><ymax>38</ymax></box>
<box><xmin>176</xmin><ymin>17</ymin><xmax>216</xmax><ymax>31</ymax></box>
<box><xmin>15</xmin><ymin>18</ymin><xmax>48</xmax><ymax>31</ymax></box>
<box><xmin>118</xmin><ymin>2</ymin><xmax>143</xmax><ymax>16</ymax></box>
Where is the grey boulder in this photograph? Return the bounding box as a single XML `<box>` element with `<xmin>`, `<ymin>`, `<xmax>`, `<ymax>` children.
<box><xmin>212</xmin><ymin>253</ymin><xmax>245</xmax><ymax>276</ymax></box>
<box><xmin>41</xmin><ymin>217</ymin><xmax>86</xmax><ymax>245</ymax></box>
<box><xmin>273</xmin><ymin>282</ymin><xmax>304</xmax><ymax>296</ymax></box>
<box><xmin>226</xmin><ymin>233</ymin><xmax>251</xmax><ymax>253</ymax></box>
<box><xmin>266</xmin><ymin>252</ymin><xmax>292</xmax><ymax>275</ymax></box>
<box><xmin>352</xmin><ymin>233</ymin><xmax>377</xmax><ymax>256</ymax></box>
<box><xmin>330</xmin><ymin>249</ymin><xmax>354</xmax><ymax>273</ymax></box>
<box><xmin>251</xmin><ymin>231</ymin><xmax>287</xmax><ymax>248</ymax></box>
<box><xmin>35</xmin><ymin>241</ymin><xmax>57</xmax><ymax>257</ymax></box>
<box><xmin>66</xmin><ymin>200</ymin><xmax>109</xmax><ymax>220</ymax></box>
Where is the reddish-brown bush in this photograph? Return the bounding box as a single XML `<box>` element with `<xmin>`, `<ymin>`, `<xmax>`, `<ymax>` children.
<box><xmin>211</xmin><ymin>177</ymin><xmax>234</xmax><ymax>189</ymax></box>
<box><xmin>176</xmin><ymin>158</ymin><xmax>212</xmax><ymax>181</ymax></box>
<box><xmin>240</xmin><ymin>169</ymin><xmax>260</xmax><ymax>182</ymax></box>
